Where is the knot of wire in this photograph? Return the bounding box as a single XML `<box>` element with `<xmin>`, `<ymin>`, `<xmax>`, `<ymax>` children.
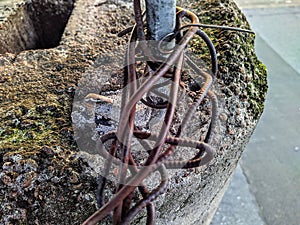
<box><xmin>83</xmin><ymin>2</ymin><xmax>253</xmax><ymax>225</ymax></box>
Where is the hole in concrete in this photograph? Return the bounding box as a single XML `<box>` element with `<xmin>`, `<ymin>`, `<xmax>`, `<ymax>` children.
<box><xmin>0</xmin><ymin>0</ymin><xmax>75</xmax><ymax>54</ymax></box>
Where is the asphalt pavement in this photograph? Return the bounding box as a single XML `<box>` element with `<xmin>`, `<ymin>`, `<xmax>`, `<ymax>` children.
<box><xmin>211</xmin><ymin>1</ymin><xmax>300</xmax><ymax>225</ymax></box>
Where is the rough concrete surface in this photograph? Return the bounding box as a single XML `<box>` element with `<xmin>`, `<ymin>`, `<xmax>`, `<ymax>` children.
<box><xmin>0</xmin><ymin>0</ymin><xmax>267</xmax><ymax>224</ymax></box>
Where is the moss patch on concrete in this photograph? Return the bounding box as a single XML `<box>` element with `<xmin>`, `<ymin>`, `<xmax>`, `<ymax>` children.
<box><xmin>189</xmin><ymin>0</ymin><xmax>267</xmax><ymax>119</ymax></box>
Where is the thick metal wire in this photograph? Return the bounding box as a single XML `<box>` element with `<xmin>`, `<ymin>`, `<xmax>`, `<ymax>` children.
<box><xmin>82</xmin><ymin>2</ymin><xmax>254</xmax><ymax>224</ymax></box>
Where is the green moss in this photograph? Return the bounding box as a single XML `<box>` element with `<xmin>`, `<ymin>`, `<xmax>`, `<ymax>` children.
<box><xmin>0</xmin><ymin>127</ymin><xmax>54</xmax><ymax>146</ymax></box>
<box><xmin>248</xmin><ymin>60</ymin><xmax>268</xmax><ymax>117</ymax></box>
<box><xmin>188</xmin><ymin>0</ymin><xmax>268</xmax><ymax>119</ymax></box>
<box><xmin>0</xmin><ymin>102</ymin><xmax>73</xmax><ymax>153</ymax></box>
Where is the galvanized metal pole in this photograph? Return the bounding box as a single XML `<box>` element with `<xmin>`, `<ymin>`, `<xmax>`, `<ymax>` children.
<box><xmin>145</xmin><ymin>0</ymin><xmax>176</xmax><ymax>41</ymax></box>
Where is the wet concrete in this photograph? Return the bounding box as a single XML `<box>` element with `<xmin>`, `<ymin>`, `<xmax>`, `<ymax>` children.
<box><xmin>212</xmin><ymin>1</ymin><xmax>300</xmax><ymax>225</ymax></box>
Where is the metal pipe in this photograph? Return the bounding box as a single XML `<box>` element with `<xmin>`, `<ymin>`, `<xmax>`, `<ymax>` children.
<box><xmin>145</xmin><ymin>0</ymin><xmax>176</xmax><ymax>41</ymax></box>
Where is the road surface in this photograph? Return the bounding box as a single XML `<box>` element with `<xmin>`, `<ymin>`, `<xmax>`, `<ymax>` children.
<box><xmin>211</xmin><ymin>1</ymin><xmax>300</xmax><ymax>225</ymax></box>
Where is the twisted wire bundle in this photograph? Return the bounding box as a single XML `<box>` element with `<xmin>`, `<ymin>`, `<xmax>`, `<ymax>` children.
<box><xmin>82</xmin><ymin>1</ymin><xmax>253</xmax><ymax>224</ymax></box>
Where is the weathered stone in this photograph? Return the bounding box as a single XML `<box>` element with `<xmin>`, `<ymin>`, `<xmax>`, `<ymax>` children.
<box><xmin>0</xmin><ymin>0</ymin><xmax>267</xmax><ymax>224</ymax></box>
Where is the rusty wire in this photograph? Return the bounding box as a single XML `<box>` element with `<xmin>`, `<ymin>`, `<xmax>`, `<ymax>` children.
<box><xmin>82</xmin><ymin>2</ymin><xmax>254</xmax><ymax>225</ymax></box>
